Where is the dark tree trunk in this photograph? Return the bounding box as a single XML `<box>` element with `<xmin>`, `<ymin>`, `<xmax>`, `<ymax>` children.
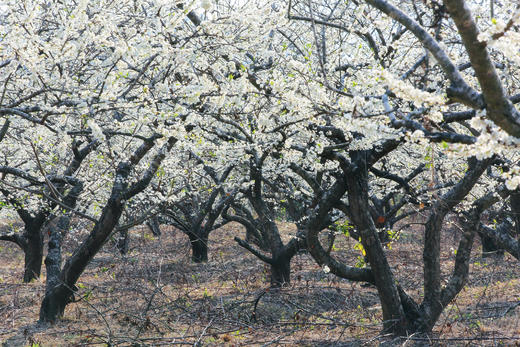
<box><xmin>40</xmin><ymin>197</ymin><xmax>125</xmax><ymax>323</ymax></box>
<box><xmin>40</xmin><ymin>217</ymin><xmax>74</xmax><ymax>322</ymax></box>
<box><xmin>39</xmin><ymin>181</ymin><xmax>83</xmax><ymax>323</ymax></box>
<box><xmin>38</xmin><ymin>137</ymin><xmax>174</xmax><ymax>323</ymax></box>
<box><xmin>117</xmin><ymin>229</ymin><xmax>130</xmax><ymax>255</ymax></box>
<box><xmin>147</xmin><ymin>216</ymin><xmax>161</xmax><ymax>236</ymax></box>
<box><xmin>346</xmin><ymin>159</ymin><xmax>408</xmax><ymax>336</ymax></box>
<box><xmin>188</xmin><ymin>230</ymin><xmax>208</xmax><ymax>263</ymax></box>
<box><xmin>479</xmin><ymin>220</ymin><xmax>520</xmax><ymax>260</ymax></box>
<box><xmin>511</xmin><ymin>191</ymin><xmax>520</xmax><ymax>235</ymax></box>
<box><xmin>261</xmin><ymin>221</ymin><xmax>293</xmax><ymax>287</ymax></box>
<box><xmin>270</xmin><ymin>255</ymin><xmax>291</xmax><ymax>287</ymax></box>
<box><xmin>23</xmin><ymin>228</ymin><xmax>43</xmax><ymax>282</ymax></box>
<box><xmin>39</xmin><ymin>283</ymin><xmax>76</xmax><ymax>323</ymax></box>
<box><xmin>39</xmin><ymin>163</ymin><xmax>130</xmax><ymax>323</ymax></box>
<box><xmin>479</xmin><ymin>230</ymin><xmax>504</xmax><ymax>257</ymax></box>
<box><xmin>419</xmin><ymin>157</ymin><xmax>492</xmax><ymax>332</ymax></box>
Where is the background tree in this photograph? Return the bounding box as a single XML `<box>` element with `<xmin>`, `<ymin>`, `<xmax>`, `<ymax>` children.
<box><xmin>159</xmin><ymin>151</ymin><xmax>236</xmax><ymax>262</ymax></box>
<box><xmin>1</xmin><ymin>0</ymin><xmax>520</xmax><ymax>340</ymax></box>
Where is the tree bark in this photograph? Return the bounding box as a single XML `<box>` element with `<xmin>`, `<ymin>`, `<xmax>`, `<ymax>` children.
<box><xmin>270</xmin><ymin>254</ymin><xmax>291</xmax><ymax>287</ymax></box>
<box><xmin>188</xmin><ymin>230</ymin><xmax>208</xmax><ymax>263</ymax></box>
<box><xmin>40</xmin><ymin>215</ymin><xmax>72</xmax><ymax>323</ymax></box>
<box><xmin>443</xmin><ymin>0</ymin><xmax>520</xmax><ymax>136</ymax></box>
<box><xmin>247</xmin><ymin>160</ymin><xmax>293</xmax><ymax>286</ymax></box>
<box><xmin>23</xmin><ymin>226</ymin><xmax>44</xmax><ymax>282</ymax></box>
<box><xmin>420</xmin><ymin>157</ymin><xmax>492</xmax><ymax>331</ymax></box>
<box><xmin>147</xmin><ymin>216</ymin><xmax>161</xmax><ymax>236</ymax></box>
<box><xmin>39</xmin><ymin>135</ymin><xmax>175</xmax><ymax>323</ymax></box>
<box><xmin>510</xmin><ymin>190</ymin><xmax>520</xmax><ymax>237</ymax></box>
<box><xmin>365</xmin><ymin>0</ymin><xmax>483</xmax><ymax>108</ymax></box>
<box><xmin>39</xmin><ymin>194</ymin><xmax>125</xmax><ymax>322</ymax></box>
<box><xmin>479</xmin><ymin>230</ymin><xmax>504</xmax><ymax>257</ymax></box>
<box><xmin>345</xmin><ymin>159</ymin><xmax>408</xmax><ymax>335</ymax></box>
<box><xmin>263</xmin><ymin>221</ymin><xmax>293</xmax><ymax>286</ymax></box>
<box><xmin>116</xmin><ymin>229</ymin><xmax>130</xmax><ymax>255</ymax></box>
<box><xmin>479</xmin><ymin>220</ymin><xmax>520</xmax><ymax>260</ymax></box>
<box><xmin>39</xmin><ymin>284</ymin><xmax>75</xmax><ymax>323</ymax></box>
<box><xmin>245</xmin><ymin>225</ymin><xmax>268</xmax><ymax>251</ymax></box>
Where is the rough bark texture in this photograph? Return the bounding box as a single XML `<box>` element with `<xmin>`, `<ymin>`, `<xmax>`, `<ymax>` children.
<box><xmin>270</xmin><ymin>255</ymin><xmax>291</xmax><ymax>287</ymax></box>
<box><xmin>345</xmin><ymin>154</ymin><xmax>408</xmax><ymax>335</ymax></box>
<box><xmin>39</xmin><ymin>216</ymin><xmax>72</xmax><ymax>322</ymax></box>
<box><xmin>245</xmin><ymin>224</ymin><xmax>268</xmax><ymax>251</ymax></box>
<box><xmin>39</xmin><ymin>282</ymin><xmax>77</xmax><ymax>324</ymax></box>
<box><xmin>188</xmin><ymin>230</ymin><xmax>209</xmax><ymax>263</ymax></box>
<box><xmin>40</xmin><ymin>177</ymin><xmax>84</xmax><ymax>322</ymax></box>
<box><xmin>116</xmin><ymin>229</ymin><xmax>130</xmax><ymax>255</ymax></box>
<box><xmin>261</xmin><ymin>220</ymin><xmax>294</xmax><ymax>287</ymax></box>
<box><xmin>147</xmin><ymin>216</ymin><xmax>161</xmax><ymax>236</ymax></box>
<box><xmin>232</xmin><ymin>157</ymin><xmax>303</xmax><ymax>287</ymax></box>
<box><xmin>224</xmin><ymin>204</ymin><xmax>269</xmax><ymax>251</ymax></box>
<box><xmin>510</xmin><ymin>190</ymin><xmax>520</xmax><ymax>237</ymax></box>
<box><xmin>304</xmin><ymin>146</ymin><xmax>493</xmax><ymax>336</ymax></box>
<box><xmin>0</xmin><ymin>210</ymin><xmax>48</xmax><ymax>283</ymax></box>
<box><xmin>479</xmin><ymin>230</ymin><xmax>504</xmax><ymax>257</ymax></box>
<box><xmin>40</xmin><ymin>181</ymin><xmax>126</xmax><ymax>323</ymax></box>
<box><xmin>23</xmin><ymin>227</ymin><xmax>44</xmax><ymax>282</ymax></box>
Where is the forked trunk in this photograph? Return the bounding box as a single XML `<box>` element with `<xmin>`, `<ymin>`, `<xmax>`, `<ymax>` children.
<box><xmin>39</xmin><ymin>136</ymin><xmax>174</xmax><ymax>323</ymax></box>
<box><xmin>39</xmin><ymin>283</ymin><xmax>76</xmax><ymax>323</ymax></box>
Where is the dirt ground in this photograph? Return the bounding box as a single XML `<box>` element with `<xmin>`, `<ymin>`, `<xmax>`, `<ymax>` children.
<box><xmin>1</xmin><ymin>220</ymin><xmax>520</xmax><ymax>346</ymax></box>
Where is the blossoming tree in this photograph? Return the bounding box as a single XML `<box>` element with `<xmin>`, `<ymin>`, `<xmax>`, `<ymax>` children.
<box><xmin>1</xmin><ymin>0</ymin><xmax>520</xmax><ymax>338</ymax></box>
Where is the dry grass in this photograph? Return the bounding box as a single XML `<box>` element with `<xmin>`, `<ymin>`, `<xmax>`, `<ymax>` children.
<box><xmin>1</xmin><ymin>220</ymin><xmax>520</xmax><ymax>346</ymax></box>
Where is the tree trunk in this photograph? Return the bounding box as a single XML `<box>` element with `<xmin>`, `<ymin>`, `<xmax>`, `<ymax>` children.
<box><xmin>147</xmin><ymin>216</ymin><xmax>161</xmax><ymax>236</ymax></box>
<box><xmin>40</xmin><ymin>199</ymin><xmax>124</xmax><ymax>323</ymax></box>
<box><xmin>116</xmin><ymin>229</ymin><xmax>130</xmax><ymax>255</ymax></box>
<box><xmin>40</xmin><ymin>228</ymin><xmax>77</xmax><ymax>323</ymax></box>
<box><xmin>346</xmin><ymin>160</ymin><xmax>408</xmax><ymax>336</ymax></box>
<box><xmin>479</xmin><ymin>231</ymin><xmax>504</xmax><ymax>257</ymax></box>
<box><xmin>39</xmin><ymin>136</ymin><xmax>174</xmax><ymax>323</ymax></box>
<box><xmin>40</xmin><ymin>217</ymin><xmax>74</xmax><ymax>323</ymax></box>
<box><xmin>419</xmin><ymin>158</ymin><xmax>492</xmax><ymax>331</ymax></box>
<box><xmin>261</xmin><ymin>221</ymin><xmax>292</xmax><ymax>287</ymax></box>
<box><xmin>39</xmin><ymin>173</ymin><xmax>127</xmax><ymax>323</ymax></box>
<box><xmin>40</xmin><ymin>219</ymin><xmax>74</xmax><ymax>323</ymax></box>
<box><xmin>479</xmin><ymin>220</ymin><xmax>520</xmax><ymax>260</ymax></box>
<box><xmin>510</xmin><ymin>190</ymin><xmax>520</xmax><ymax>237</ymax></box>
<box><xmin>23</xmin><ymin>228</ymin><xmax>43</xmax><ymax>282</ymax></box>
<box><xmin>270</xmin><ymin>255</ymin><xmax>291</xmax><ymax>287</ymax></box>
<box><xmin>188</xmin><ymin>231</ymin><xmax>208</xmax><ymax>263</ymax></box>
<box><xmin>39</xmin><ymin>283</ymin><xmax>76</xmax><ymax>323</ymax></box>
